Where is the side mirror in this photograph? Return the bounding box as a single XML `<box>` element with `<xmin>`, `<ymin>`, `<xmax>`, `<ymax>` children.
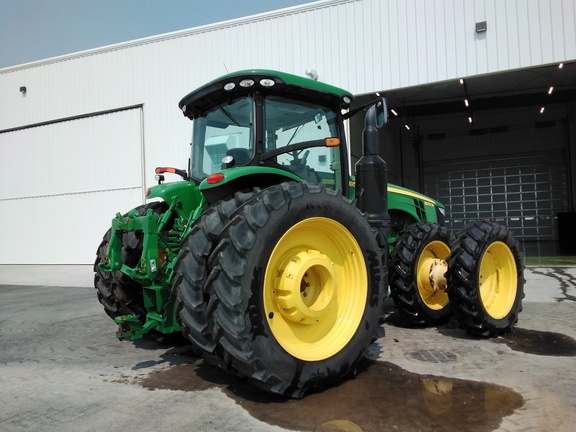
<box><xmin>363</xmin><ymin>98</ymin><xmax>388</xmax><ymax>156</ymax></box>
<box><xmin>375</xmin><ymin>98</ymin><xmax>388</xmax><ymax>128</ymax></box>
<box><xmin>343</xmin><ymin>97</ymin><xmax>389</xmax><ymax>122</ymax></box>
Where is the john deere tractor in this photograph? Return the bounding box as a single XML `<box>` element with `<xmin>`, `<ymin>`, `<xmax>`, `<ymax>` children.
<box><xmin>95</xmin><ymin>69</ymin><xmax>524</xmax><ymax>398</ymax></box>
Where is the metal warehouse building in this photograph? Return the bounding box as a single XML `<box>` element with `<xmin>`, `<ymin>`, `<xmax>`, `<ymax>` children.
<box><xmin>1</xmin><ymin>0</ymin><xmax>575</xmax><ymax>264</ymax></box>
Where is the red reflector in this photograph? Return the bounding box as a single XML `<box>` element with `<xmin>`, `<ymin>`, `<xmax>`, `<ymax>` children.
<box><xmin>207</xmin><ymin>173</ymin><xmax>225</xmax><ymax>184</ymax></box>
<box><xmin>145</xmin><ymin>188</ymin><xmax>151</xmax><ymax>197</ymax></box>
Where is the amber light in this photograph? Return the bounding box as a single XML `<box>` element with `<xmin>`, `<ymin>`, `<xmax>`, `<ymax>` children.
<box><xmin>207</xmin><ymin>173</ymin><xmax>225</xmax><ymax>184</ymax></box>
<box><xmin>325</xmin><ymin>137</ymin><xmax>340</xmax><ymax>147</ymax></box>
<box><xmin>155</xmin><ymin>167</ymin><xmax>176</xmax><ymax>174</ymax></box>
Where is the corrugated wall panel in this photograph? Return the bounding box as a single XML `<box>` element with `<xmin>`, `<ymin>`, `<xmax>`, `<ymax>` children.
<box><xmin>0</xmin><ymin>189</ymin><xmax>143</xmax><ymax>264</ymax></box>
<box><xmin>1</xmin><ymin>0</ymin><xmax>574</xmax><ymax>156</ymax></box>
<box><xmin>2</xmin><ymin>0</ymin><xmax>574</xmax><ymax>122</ymax></box>
<box><xmin>2</xmin><ymin>0</ymin><xmax>575</xmax><ymax>112</ymax></box>
<box><xmin>0</xmin><ymin>108</ymin><xmax>143</xmax><ymax>264</ymax></box>
<box><xmin>0</xmin><ymin>109</ymin><xmax>142</xmax><ymax>200</ymax></box>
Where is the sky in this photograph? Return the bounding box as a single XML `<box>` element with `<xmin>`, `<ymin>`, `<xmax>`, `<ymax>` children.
<box><xmin>0</xmin><ymin>0</ymin><xmax>315</xmax><ymax>69</ymax></box>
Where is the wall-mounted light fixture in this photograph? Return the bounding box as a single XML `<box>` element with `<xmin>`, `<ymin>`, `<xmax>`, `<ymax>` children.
<box><xmin>19</xmin><ymin>86</ymin><xmax>27</xmax><ymax>95</ymax></box>
<box><xmin>475</xmin><ymin>21</ymin><xmax>487</xmax><ymax>33</ymax></box>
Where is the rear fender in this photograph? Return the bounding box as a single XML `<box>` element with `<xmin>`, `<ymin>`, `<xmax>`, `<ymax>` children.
<box><xmin>199</xmin><ymin>166</ymin><xmax>302</xmax><ymax>204</ymax></box>
<box><xmin>146</xmin><ymin>181</ymin><xmax>205</xmax><ymax>220</ymax></box>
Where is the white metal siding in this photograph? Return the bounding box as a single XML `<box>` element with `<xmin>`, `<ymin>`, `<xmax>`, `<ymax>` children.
<box><xmin>0</xmin><ymin>0</ymin><xmax>575</xmax><ymax>264</ymax></box>
<box><xmin>0</xmin><ymin>108</ymin><xmax>143</xmax><ymax>264</ymax></box>
<box><xmin>1</xmin><ymin>0</ymin><xmax>574</xmax><ymax>172</ymax></box>
<box><xmin>2</xmin><ymin>0</ymin><xmax>574</xmax><ymax>128</ymax></box>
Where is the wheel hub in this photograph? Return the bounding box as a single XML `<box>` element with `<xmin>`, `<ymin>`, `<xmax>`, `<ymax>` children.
<box><xmin>276</xmin><ymin>250</ymin><xmax>336</xmax><ymax>324</ymax></box>
<box><xmin>263</xmin><ymin>216</ymin><xmax>368</xmax><ymax>361</ymax></box>
<box><xmin>479</xmin><ymin>241</ymin><xmax>517</xmax><ymax>319</ymax></box>
<box><xmin>429</xmin><ymin>259</ymin><xmax>448</xmax><ymax>291</ymax></box>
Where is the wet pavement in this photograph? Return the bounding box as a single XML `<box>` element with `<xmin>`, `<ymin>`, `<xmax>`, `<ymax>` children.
<box><xmin>1</xmin><ymin>265</ymin><xmax>575</xmax><ymax>432</ymax></box>
<box><xmin>139</xmin><ymin>358</ymin><xmax>524</xmax><ymax>432</ymax></box>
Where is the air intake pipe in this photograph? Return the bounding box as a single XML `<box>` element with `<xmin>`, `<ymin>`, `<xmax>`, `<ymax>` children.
<box><xmin>354</xmin><ymin>99</ymin><xmax>390</xmax><ymax>249</ymax></box>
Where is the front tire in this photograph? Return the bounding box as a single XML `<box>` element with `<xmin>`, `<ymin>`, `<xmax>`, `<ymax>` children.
<box><xmin>203</xmin><ymin>182</ymin><xmax>385</xmax><ymax>397</ymax></box>
<box><xmin>447</xmin><ymin>220</ymin><xmax>524</xmax><ymax>337</ymax></box>
<box><xmin>94</xmin><ymin>202</ymin><xmax>168</xmax><ymax>320</ymax></box>
<box><xmin>389</xmin><ymin>222</ymin><xmax>453</xmax><ymax>326</ymax></box>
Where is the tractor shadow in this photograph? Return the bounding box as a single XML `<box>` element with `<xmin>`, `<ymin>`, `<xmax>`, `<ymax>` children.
<box><xmin>381</xmin><ymin>296</ymin><xmax>474</xmax><ymax>340</ymax></box>
<box><xmin>382</xmin><ymin>297</ymin><xmax>576</xmax><ymax>355</ymax></box>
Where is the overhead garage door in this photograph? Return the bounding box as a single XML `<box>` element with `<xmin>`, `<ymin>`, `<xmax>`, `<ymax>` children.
<box><xmin>424</xmin><ymin>151</ymin><xmax>569</xmax><ymax>241</ymax></box>
<box><xmin>0</xmin><ymin>107</ymin><xmax>144</xmax><ymax>264</ymax></box>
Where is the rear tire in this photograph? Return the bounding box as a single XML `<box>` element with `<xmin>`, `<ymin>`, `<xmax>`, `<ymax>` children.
<box><xmin>173</xmin><ymin>191</ymin><xmax>255</xmax><ymax>353</ymax></box>
<box><xmin>447</xmin><ymin>220</ymin><xmax>524</xmax><ymax>337</ymax></box>
<box><xmin>389</xmin><ymin>222</ymin><xmax>453</xmax><ymax>326</ymax></box>
<box><xmin>203</xmin><ymin>182</ymin><xmax>385</xmax><ymax>397</ymax></box>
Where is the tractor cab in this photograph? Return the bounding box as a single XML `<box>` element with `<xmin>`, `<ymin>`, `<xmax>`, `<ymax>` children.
<box><xmin>178</xmin><ymin>70</ymin><xmax>354</xmax><ymax>201</ymax></box>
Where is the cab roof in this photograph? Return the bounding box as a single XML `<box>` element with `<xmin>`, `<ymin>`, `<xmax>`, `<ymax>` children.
<box><xmin>178</xmin><ymin>69</ymin><xmax>354</xmax><ymax>119</ymax></box>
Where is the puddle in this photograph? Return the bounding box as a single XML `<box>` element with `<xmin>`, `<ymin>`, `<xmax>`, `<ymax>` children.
<box><xmin>140</xmin><ymin>360</ymin><xmax>523</xmax><ymax>432</ymax></box>
<box><xmin>496</xmin><ymin>328</ymin><xmax>576</xmax><ymax>356</ymax></box>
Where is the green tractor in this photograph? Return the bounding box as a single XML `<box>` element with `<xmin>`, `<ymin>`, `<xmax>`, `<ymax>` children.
<box><xmin>94</xmin><ymin>70</ymin><xmax>524</xmax><ymax>398</ymax></box>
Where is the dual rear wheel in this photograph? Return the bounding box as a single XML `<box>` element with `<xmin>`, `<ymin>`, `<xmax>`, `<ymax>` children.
<box><xmin>390</xmin><ymin>221</ymin><xmax>524</xmax><ymax>336</ymax></box>
<box><xmin>174</xmin><ymin>182</ymin><xmax>385</xmax><ymax>397</ymax></box>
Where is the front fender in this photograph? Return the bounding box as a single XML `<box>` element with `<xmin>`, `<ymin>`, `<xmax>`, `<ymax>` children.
<box><xmin>388</xmin><ymin>185</ymin><xmax>442</xmax><ymax>223</ymax></box>
<box><xmin>349</xmin><ymin>178</ymin><xmax>444</xmax><ymax>223</ymax></box>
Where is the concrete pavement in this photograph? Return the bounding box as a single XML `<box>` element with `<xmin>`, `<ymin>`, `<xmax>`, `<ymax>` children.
<box><xmin>1</xmin><ymin>264</ymin><xmax>575</xmax><ymax>431</ymax></box>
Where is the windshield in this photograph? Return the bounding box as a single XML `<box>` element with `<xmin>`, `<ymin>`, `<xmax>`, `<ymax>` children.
<box><xmin>190</xmin><ymin>96</ymin><xmax>253</xmax><ymax>181</ymax></box>
<box><xmin>264</xmin><ymin>95</ymin><xmax>342</xmax><ymax>189</ymax></box>
<box><xmin>189</xmin><ymin>93</ymin><xmax>343</xmax><ymax>189</ymax></box>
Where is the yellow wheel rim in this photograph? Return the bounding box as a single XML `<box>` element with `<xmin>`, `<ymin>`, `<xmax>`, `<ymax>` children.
<box><xmin>479</xmin><ymin>241</ymin><xmax>517</xmax><ymax>319</ymax></box>
<box><xmin>416</xmin><ymin>240</ymin><xmax>451</xmax><ymax>310</ymax></box>
<box><xmin>264</xmin><ymin>217</ymin><xmax>367</xmax><ymax>361</ymax></box>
